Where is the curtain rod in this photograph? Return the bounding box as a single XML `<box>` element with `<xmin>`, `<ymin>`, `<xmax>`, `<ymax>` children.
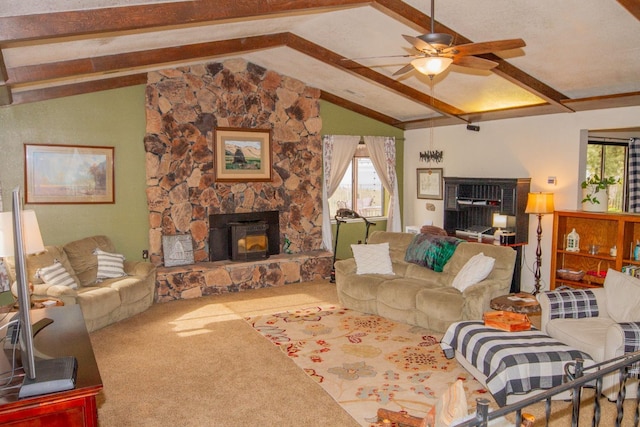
<box><xmin>588</xmin><ymin>136</ymin><xmax>631</xmax><ymax>143</ymax></box>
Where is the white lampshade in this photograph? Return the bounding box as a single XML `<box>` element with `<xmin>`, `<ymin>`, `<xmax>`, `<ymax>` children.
<box><xmin>411</xmin><ymin>56</ymin><xmax>453</xmax><ymax>76</ymax></box>
<box><xmin>0</xmin><ymin>210</ymin><xmax>45</xmax><ymax>257</ymax></box>
<box><xmin>492</xmin><ymin>213</ymin><xmax>508</xmax><ymax>229</ymax></box>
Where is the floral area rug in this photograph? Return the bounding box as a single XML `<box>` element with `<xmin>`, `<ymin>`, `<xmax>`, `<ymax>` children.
<box><xmin>246</xmin><ymin>306</ymin><xmax>495</xmax><ymax>426</ymax></box>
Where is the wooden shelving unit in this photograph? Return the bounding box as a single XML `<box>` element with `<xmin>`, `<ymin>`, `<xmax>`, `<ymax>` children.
<box><xmin>550</xmin><ymin>210</ymin><xmax>640</xmax><ymax>289</ymax></box>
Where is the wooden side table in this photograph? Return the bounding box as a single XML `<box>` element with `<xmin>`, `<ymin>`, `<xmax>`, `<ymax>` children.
<box><xmin>490</xmin><ymin>292</ymin><xmax>540</xmax><ymax>314</ymax></box>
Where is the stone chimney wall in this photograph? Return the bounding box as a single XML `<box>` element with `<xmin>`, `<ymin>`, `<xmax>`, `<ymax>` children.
<box><xmin>144</xmin><ymin>59</ymin><xmax>323</xmax><ymax>266</ymax></box>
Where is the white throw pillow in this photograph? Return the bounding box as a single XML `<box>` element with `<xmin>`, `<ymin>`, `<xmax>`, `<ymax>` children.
<box><xmin>94</xmin><ymin>248</ymin><xmax>127</xmax><ymax>280</ymax></box>
<box><xmin>604</xmin><ymin>269</ymin><xmax>640</xmax><ymax>322</ymax></box>
<box><xmin>350</xmin><ymin>243</ymin><xmax>394</xmax><ymax>275</ymax></box>
<box><xmin>451</xmin><ymin>252</ymin><xmax>495</xmax><ymax>292</ymax></box>
<box><xmin>36</xmin><ymin>260</ymin><xmax>78</xmax><ymax>289</ymax></box>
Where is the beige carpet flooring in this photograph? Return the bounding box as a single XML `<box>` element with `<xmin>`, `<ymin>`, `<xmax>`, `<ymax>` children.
<box><xmin>90</xmin><ymin>280</ymin><xmax>360</xmax><ymax>427</ymax></box>
<box><xmin>91</xmin><ymin>280</ymin><xmax>638</xmax><ymax>426</ymax></box>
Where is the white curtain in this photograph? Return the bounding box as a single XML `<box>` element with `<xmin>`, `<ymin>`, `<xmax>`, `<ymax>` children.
<box><xmin>322</xmin><ymin>135</ymin><xmax>360</xmax><ymax>251</ymax></box>
<box><xmin>364</xmin><ymin>136</ymin><xmax>401</xmax><ymax>232</ymax></box>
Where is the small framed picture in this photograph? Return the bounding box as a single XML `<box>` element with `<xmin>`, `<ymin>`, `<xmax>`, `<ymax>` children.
<box><xmin>417</xmin><ymin>168</ymin><xmax>443</xmax><ymax>200</ymax></box>
<box><xmin>213</xmin><ymin>127</ymin><xmax>272</xmax><ymax>182</ymax></box>
<box><xmin>162</xmin><ymin>234</ymin><xmax>194</xmax><ymax>267</ymax></box>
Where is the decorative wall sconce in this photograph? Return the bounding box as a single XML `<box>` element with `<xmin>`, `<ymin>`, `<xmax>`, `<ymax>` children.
<box><xmin>419</xmin><ymin>150</ymin><xmax>444</xmax><ymax>163</ymax></box>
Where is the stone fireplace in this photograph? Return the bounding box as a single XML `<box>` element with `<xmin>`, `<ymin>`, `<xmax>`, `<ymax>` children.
<box><xmin>144</xmin><ymin>59</ymin><xmax>331</xmax><ymax>301</ymax></box>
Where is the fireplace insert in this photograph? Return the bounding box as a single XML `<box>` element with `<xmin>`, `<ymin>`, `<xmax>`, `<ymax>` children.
<box><xmin>209</xmin><ymin>211</ymin><xmax>280</xmax><ymax>261</ymax></box>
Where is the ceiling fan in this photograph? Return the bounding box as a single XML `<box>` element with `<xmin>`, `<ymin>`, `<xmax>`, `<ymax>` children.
<box><xmin>391</xmin><ymin>0</ymin><xmax>526</xmax><ymax>77</ymax></box>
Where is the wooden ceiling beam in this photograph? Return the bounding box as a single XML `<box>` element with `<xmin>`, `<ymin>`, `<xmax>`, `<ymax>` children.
<box><xmin>7</xmin><ymin>32</ymin><xmax>464</xmax><ymax>119</ymax></box>
<box><xmin>374</xmin><ymin>0</ymin><xmax>571</xmax><ymax>110</ymax></box>
<box><xmin>9</xmin><ymin>74</ymin><xmax>147</xmax><ymax>105</ymax></box>
<box><xmin>7</xmin><ymin>34</ymin><xmax>290</xmax><ymax>84</ymax></box>
<box><xmin>0</xmin><ymin>50</ymin><xmax>11</xmax><ymax>105</ymax></box>
<box><xmin>284</xmin><ymin>33</ymin><xmax>465</xmax><ymax>118</ymax></box>
<box><xmin>319</xmin><ymin>91</ymin><xmax>404</xmax><ymax>129</ymax></box>
<box><xmin>617</xmin><ymin>0</ymin><xmax>640</xmax><ymax>21</ymax></box>
<box><xmin>0</xmin><ymin>0</ymin><xmax>368</xmax><ymax>42</ymax></box>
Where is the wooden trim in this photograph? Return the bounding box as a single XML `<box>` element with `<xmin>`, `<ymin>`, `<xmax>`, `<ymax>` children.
<box><xmin>10</xmin><ymin>74</ymin><xmax>146</xmax><ymax>105</ymax></box>
<box><xmin>319</xmin><ymin>91</ymin><xmax>403</xmax><ymax>128</ymax></box>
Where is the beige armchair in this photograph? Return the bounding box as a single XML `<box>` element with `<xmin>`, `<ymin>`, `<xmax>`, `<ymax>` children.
<box><xmin>538</xmin><ymin>269</ymin><xmax>640</xmax><ymax>400</ymax></box>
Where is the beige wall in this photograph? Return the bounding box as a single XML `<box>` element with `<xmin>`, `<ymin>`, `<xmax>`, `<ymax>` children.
<box><xmin>403</xmin><ymin>105</ymin><xmax>640</xmax><ymax>293</ymax></box>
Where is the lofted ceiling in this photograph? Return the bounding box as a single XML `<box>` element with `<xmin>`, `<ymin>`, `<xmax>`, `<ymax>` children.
<box><xmin>1</xmin><ymin>0</ymin><xmax>639</xmax><ymax>130</ymax></box>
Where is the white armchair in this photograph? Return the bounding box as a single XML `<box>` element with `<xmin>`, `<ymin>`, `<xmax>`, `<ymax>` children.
<box><xmin>538</xmin><ymin>269</ymin><xmax>640</xmax><ymax>401</ymax></box>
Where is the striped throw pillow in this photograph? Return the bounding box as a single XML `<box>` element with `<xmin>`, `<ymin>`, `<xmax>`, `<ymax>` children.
<box><xmin>94</xmin><ymin>248</ymin><xmax>127</xmax><ymax>280</ymax></box>
<box><xmin>36</xmin><ymin>260</ymin><xmax>78</xmax><ymax>289</ymax></box>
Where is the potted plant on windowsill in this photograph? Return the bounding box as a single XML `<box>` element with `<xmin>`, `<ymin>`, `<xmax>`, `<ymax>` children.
<box><xmin>581</xmin><ymin>175</ymin><xmax>619</xmax><ymax>212</ymax></box>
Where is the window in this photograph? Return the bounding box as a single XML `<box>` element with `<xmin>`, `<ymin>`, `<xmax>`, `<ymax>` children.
<box><xmin>586</xmin><ymin>140</ymin><xmax>627</xmax><ymax>212</ymax></box>
<box><xmin>329</xmin><ymin>145</ymin><xmax>385</xmax><ymax>218</ymax></box>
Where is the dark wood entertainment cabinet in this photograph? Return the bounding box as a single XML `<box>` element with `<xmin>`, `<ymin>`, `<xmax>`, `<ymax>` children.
<box><xmin>0</xmin><ymin>305</ymin><xmax>103</xmax><ymax>426</ymax></box>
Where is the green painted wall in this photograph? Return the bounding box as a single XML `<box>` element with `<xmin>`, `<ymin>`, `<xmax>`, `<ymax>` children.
<box><xmin>0</xmin><ymin>90</ymin><xmax>403</xmax><ymax>264</ymax></box>
<box><xmin>0</xmin><ymin>86</ymin><xmax>149</xmax><ymax>261</ymax></box>
<box><xmin>320</xmin><ymin>101</ymin><xmax>405</xmax><ymax>259</ymax></box>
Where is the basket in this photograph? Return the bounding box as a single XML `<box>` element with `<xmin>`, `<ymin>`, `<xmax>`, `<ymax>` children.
<box><xmin>556</xmin><ymin>268</ymin><xmax>585</xmax><ymax>282</ymax></box>
<box><xmin>584</xmin><ymin>260</ymin><xmax>609</xmax><ymax>285</ymax></box>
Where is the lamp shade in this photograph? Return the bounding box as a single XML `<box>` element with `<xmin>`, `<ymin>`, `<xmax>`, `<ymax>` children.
<box><xmin>492</xmin><ymin>213</ymin><xmax>508</xmax><ymax>228</ymax></box>
<box><xmin>411</xmin><ymin>56</ymin><xmax>453</xmax><ymax>76</ymax></box>
<box><xmin>525</xmin><ymin>192</ymin><xmax>555</xmax><ymax>214</ymax></box>
<box><xmin>0</xmin><ymin>210</ymin><xmax>45</xmax><ymax>257</ymax></box>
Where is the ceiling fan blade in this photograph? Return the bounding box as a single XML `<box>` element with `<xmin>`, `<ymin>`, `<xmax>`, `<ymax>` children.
<box><xmin>402</xmin><ymin>34</ymin><xmax>436</xmax><ymax>53</ymax></box>
<box><xmin>392</xmin><ymin>63</ymin><xmax>416</xmax><ymax>76</ymax></box>
<box><xmin>444</xmin><ymin>38</ymin><xmax>525</xmax><ymax>56</ymax></box>
<box><xmin>452</xmin><ymin>56</ymin><xmax>498</xmax><ymax>70</ymax></box>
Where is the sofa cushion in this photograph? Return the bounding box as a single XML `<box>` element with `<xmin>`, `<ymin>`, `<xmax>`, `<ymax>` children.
<box><xmin>546</xmin><ymin>317</ymin><xmax>613</xmax><ymax>361</ymax></box>
<box><xmin>95</xmin><ymin>248</ymin><xmax>127</xmax><ymax>280</ymax></box>
<box><xmin>351</xmin><ymin>243</ymin><xmax>394</xmax><ymax>275</ymax></box>
<box><xmin>64</xmin><ymin>235</ymin><xmax>116</xmax><ymax>286</ymax></box>
<box><xmin>604</xmin><ymin>269</ymin><xmax>640</xmax><ymax>322</ymax></box>
<box><xmin>77</xmin><ymin>286</ymin><xmax>121</xmax><ymax>320</ymax></box>
<box><xmin>451</xmin><ymin>252</ymin><xmax>495</xmax><ymax>292</ymax></box>
<box><xmin>105</xmin><ymin>276</ymin><xmax>151</xmax><ymax>305</ymax></box>
<box><xmin>36</xmin><ymin>260</ymin><xmax>79</xmax><ymax>289</ymax></box>
<box><xmin>4</xmin><ymin>245</ymin><xmax>78</xmax><ymax>286</ymax></box>
<box><xmin>404</xmin><ymin>233</ymin><xmax>462</xmax><ymax>272</ymax></box>
<box><xmin>367</xmin><ymin>231</ymin><xmax>416</xmax><ymax>264</ymax></box>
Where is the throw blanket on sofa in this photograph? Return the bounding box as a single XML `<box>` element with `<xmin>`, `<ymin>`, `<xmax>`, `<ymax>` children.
<box><xmin>404</xmin><ymin>233</ymin><xmax>463</xmax><ymax>272</ymax></box>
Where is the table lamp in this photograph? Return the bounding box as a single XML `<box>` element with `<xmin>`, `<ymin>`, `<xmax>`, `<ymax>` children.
<box><xmin>0</xmin><ymin>210</ymin><xmax>45</xmax><ymax>257</ymax></box>
<box><xmin>492</xmin><ymin>213</ymin><xmax>508</xmax><ymax>243</ymax></box>
<box><xmin>525</xmin><ymin>192</ymin><xmax>555</xmax><ymax>295</ymax></box>
<box><xmin>0</xmin><ymin>209</ymin><xmax>45</xmax><ymax>303</ymax></box>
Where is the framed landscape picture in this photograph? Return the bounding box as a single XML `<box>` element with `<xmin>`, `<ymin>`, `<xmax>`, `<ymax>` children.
<box><xmin>24</xmin><ymin>144</ymin><xmax>115</xmax><ymax>204</ymax></box>
<box><xmin>214</xmin><ymin>127</ymin><xmax>272</xmax><ymax>182</ymax></box>
<box><xmin>417</xmin><ymin>168</ymin><xmax>443</xmax><ymax>200</ymax></box>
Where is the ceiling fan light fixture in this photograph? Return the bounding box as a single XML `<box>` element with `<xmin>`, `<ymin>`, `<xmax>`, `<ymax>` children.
<box><xmin>411</xmin><ymin>56</ymin><xmax>453</xmax><ymax>76</ymax></box>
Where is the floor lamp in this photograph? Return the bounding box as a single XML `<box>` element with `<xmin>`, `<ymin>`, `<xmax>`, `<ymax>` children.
<box><xmin>525</xmin><ymin>192</ymin><xmax>555</xmax><ymax>295</ymax></box>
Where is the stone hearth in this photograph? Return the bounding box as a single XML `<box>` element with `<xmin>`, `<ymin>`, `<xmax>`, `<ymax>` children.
<box><xmin>155</xmin><ymin>252</ymin><xmax>332</xmax><ymax>302</ymax></box>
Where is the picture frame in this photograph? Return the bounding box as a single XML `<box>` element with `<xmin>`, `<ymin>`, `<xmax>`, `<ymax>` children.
<box><xmin>162</xmin><ymin>234</ymin><xmax>195</xmax><ymax>267</ymax></box>
<box><xmin>24</xmin><ymin>144</ymin><xmax>115</xmax><ymax>204</ymax></box>
<box><xmin>214</xmin><ymin>127</ymin><xmax>272</xmax><ymax>182</ymax></box>
<box><xmin>417</xmin><ymin>168</ymin><xmax>443</xmax><ymax>200</ymax></box>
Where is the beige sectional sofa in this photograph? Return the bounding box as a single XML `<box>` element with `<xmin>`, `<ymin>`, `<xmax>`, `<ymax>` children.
<box><xmin>5</xmin><ymin>235</ymin><xmax>156</xmax><ymax>332</ymax></box>
<box><xmin>335</xmin><ymin>231</ymin><xmax>516</xmax><ymax>332</ymax></box>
